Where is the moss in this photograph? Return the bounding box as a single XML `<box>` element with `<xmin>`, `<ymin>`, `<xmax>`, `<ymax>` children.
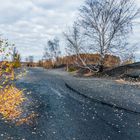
<box><xmin>68</xmin><ymin>67</ymin><xmax>77</xmax><ymax>72</ymax></box>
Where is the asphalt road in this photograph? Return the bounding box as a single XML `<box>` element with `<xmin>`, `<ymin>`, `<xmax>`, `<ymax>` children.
<box><xmin>0</xmin><ymin>68</ymin><xmax>140</xmax><ymax>140</ymax></box>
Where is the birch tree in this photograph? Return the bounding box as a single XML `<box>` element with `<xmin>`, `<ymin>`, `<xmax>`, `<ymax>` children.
<box><xmin>79</xmin><ymin>0</ymin><xmax>139</xmax><ymax>71</ymax></box>
<box><xmin>64</xmin><ymin>23</ymin><xmax>99</xmax><ymax>72</ymax></box>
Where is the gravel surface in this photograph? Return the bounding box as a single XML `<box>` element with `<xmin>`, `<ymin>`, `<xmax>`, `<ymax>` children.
<box><xmin>0</xmin><ymin>68</ymin><xmax>140</xmax><ymax>140</ymax></box>
<box><xmin>46</xmin><ymin>68</ymin><xmax>140</xmax><ymax>113</ymax></box>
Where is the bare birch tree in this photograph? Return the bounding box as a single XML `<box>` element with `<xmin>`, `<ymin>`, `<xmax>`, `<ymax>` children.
<box><xmin>64</xmin><ymin>23</ymin><xmax>98</xmax><ymax>72</ymax></box>
<box><xmin>43</xmin><ymin>38</ymin><xmax>61</xmax><ymax>67</ymax></box>
<box><xmin>79</xmin><ymin>0</ymin><xmax>139</xmax><ymax>71</ymax></box>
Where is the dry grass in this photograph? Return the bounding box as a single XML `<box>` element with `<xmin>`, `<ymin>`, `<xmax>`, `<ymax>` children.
<box><xmin>40</xmin><ymin>53</ymin><xmax>121</xmax><ymax>69</ymax></box>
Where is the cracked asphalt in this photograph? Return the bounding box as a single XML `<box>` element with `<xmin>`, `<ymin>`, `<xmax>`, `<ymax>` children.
<box><xmin>0</xmin><ymin>68</ymin><xmax>140</xmax><ymax>140</ymax></box>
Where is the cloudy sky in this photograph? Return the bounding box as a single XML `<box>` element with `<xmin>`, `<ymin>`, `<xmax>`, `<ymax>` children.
<box><xmin>0</xmin><ymin>0</ymin><xmax>140</xmax><ymax>61</ymax></box>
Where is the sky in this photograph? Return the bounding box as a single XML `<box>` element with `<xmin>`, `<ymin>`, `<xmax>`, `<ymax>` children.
<box><xmin>0</xmin><ymin>0</ymin><xmax>140</xmax><ymax>61</ymax></box>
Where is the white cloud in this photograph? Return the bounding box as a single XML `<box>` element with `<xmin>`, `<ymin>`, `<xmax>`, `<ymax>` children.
<box><xmin>0</xmin><ymin>0</ymin><xmax>139</xmax><ymax>61</ymax></box>
<box><xmin>0</xmin><ymin>0</ymin><xmax>85</xmax><ymax>61</ymax></box>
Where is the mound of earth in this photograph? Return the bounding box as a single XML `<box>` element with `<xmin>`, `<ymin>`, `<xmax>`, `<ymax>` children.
<box><xmin>104</xmin><ymin>62</ymin><xmax>140</xmax><ymax>80</ymax></box>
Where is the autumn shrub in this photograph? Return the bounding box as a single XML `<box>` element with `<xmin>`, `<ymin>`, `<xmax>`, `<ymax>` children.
<box><xmin>0</xmin><ymin>85</ymin><xmax>25</xmax><ymax>120</ymax></box>
<box><xmin>0</xmin><ymin>67</ymin><xmax>22</xmax><ymax>121</ymax></box>
<box><xmin>0</xmin><ymin>38</ymin><xmax>35</xmax><ymax>125</ymax></box>
<box><xmin>43</xmin><ymin>60</ymin><xmax>54</xmax><ymax>69</ymax></box>
<box><xmin>42</xmin><ymin>54</ymin><xmax>120</xmax><ymax>71</ymax></box>
<box><xmin>12</xmin><ymin>61</ymin><xmax>21</xmax><ymax>68</ymax></box>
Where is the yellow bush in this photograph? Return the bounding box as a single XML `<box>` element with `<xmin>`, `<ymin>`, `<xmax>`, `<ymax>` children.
<box><xmin>0</xmin><ymin>86</ymin><xmax>25</xmax><ymax>121</ymax></box>
<box><xmin>0</xmin><ymin>40</ymin><xmax>36</xmax><ymax>125</ymax></box>
<box><xmin>0</xmin><ymin>86</ymin><xmax>37</xmax><ymax>125</ymax></box>
<box><xmin>12</xmin><ymin>61</ymin><xmax>21</xmax><ymax>68</ymax></box>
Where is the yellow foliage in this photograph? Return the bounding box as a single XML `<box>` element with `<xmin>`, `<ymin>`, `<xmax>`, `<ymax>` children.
<box><xmin>0</xmin><ymin>86</ymin><xmax>37</xmax><ymax>125</ymax></box>
<box><xmin>0</xmin><ymin>39</ymin><xmax>36</xmax><ymax>125</ymax></box>
<box><xmin>12</xmin><ymin>61</ymin><xmax>21</xmax><ymax>68</ymax></box>
<box><xmin>0</xmin><ymin>61</ymin><xmax>15</xmax><ymax>88</ymax></box>
<box><xmin>0</xmin><ymin>86</ymin><xmax>25</xmax><ymax>121</ymax></box>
